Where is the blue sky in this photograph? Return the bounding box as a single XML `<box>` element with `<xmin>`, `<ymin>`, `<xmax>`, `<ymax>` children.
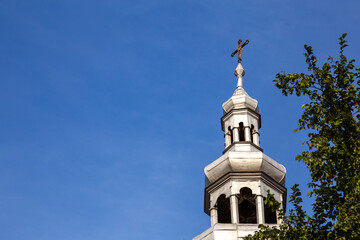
<box><xmin>1</xmin><ymin>0</ymin><xmax>360</xmax><ymax>239</ymax></box>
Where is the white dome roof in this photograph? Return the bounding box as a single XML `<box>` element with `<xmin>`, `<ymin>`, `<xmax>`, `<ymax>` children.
<box><xmin>204</xmin><ymin>150</ymin><xmax>286</xmax><ymax>185</ymax></box>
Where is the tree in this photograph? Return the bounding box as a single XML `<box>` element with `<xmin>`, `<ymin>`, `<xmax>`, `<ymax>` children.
<box><xmin>245</xmin><ymin>33</ymin><xmax>360</xmax><ymax>240</ymax></box>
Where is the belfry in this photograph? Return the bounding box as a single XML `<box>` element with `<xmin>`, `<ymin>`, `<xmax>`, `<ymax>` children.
<box><xmin>193</xmin><ymin>44</ymin><xmax>287</xmax><ymax>240</ymax></box>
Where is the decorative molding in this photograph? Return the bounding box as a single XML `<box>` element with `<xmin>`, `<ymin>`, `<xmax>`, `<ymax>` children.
<box><xmin>204</xmin><ymin>172</ymin><xmax>286</xmax><ymax>215</ymax></box>
<box><xmin>222</xmin><ymin>141</ymin><xmax>263</xmax><ymax>154</ymax></box>
<box><xmin>221</xmin><ymin>108</ymin><xmax>262</xmax><ymax>131</ymax></box>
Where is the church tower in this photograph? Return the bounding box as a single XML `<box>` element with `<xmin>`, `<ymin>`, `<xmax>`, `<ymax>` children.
<box><xmin>193</xmin><ymin>57</ymin><xmax>286</xmax><ymax>240</ymax></box>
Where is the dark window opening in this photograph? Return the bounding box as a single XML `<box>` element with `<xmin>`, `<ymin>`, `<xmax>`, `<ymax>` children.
<box><xmin>265</xmin><ymin>203</ymin><xmax>277</xmax><ymax>224</ymax></box>
<box><xmin>238</xmin><ymin>187</ymin><xmax>257</xmax><ymax>223</ymax></box>
<box><xmin>217</xmin><ymin>194</ymin><xmax>231</xmax><ymax>223</ymax></box>
<box><xmin>239</xmin><ymin>122</ymin><xmax>245</xmax><ymax>141</ymax></box>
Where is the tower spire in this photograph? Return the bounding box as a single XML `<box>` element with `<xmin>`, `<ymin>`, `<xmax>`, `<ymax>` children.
<box><xmin>230</xmin><ymin>39</ymin><xmax>249</xmax><ymax>91</ymax></box>
<box><xmin>230</xmin><ymin>39</ymin><xmax>250</xmax><ymax>64</ymax></box>
<box><xmin>193</xmin><ymin>43</ymin><xmax>287</xmax><ymax>240</ymax></box>
<box><xmin>235</xmin><ymin>63</ymin><xmax>245</xmax><ymax>89</ymax></box>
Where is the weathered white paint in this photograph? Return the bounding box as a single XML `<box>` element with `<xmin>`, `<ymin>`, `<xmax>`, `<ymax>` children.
<box><xmin>256</xmin><ymin>195</ymin><xmax>265</xmax><ymax>224</ymax></box>
<box><xmin>230</xmin><ymin>195</ymin><xmax>239</xmax><ymax>224</ymax></box>
<box><xmin>244</xmin><ymin>127</ymin><xmax>251</xmax><ymax>142</ymax></box>
<box><xmin>253</xmin><ymin>131</ymin><xmax>260</xmax><ymax>146</ymax></box>
<box><xmin>204</xmin><ymin>151</ymin><xmax>286</xmax><ymax>185</ymax></box>
<box><xmin>210</xmin><ymin>207</ymin><xmax>218</xmax><ymax>226</ymax></box>
<box><xmin>232</xmin><ymin>127</ymin><xmax>240</xmax><ymax>142</ymax></box>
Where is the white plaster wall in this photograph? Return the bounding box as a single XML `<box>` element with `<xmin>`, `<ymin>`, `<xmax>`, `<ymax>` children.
<box><xmin>209</xmin><ymin>178</ymin><xmax>284</xmax><ymax>209</ymax></box>
<box><xmin>214</xmin><ymin>230</ymin><xmax>237</xmax><ymax>240</ymax></box>
<box><xmin>223</xmin><ymin>112</ymin><xmax>260</xmax><ymax>134</ymax></box>
<box><xmin>204</xmin><ymin>151</ymin><xmax>286</xmax><ymax>185</ymax></box>
<box><xmin>193</xmin><ymin>224</ymin><xmax>262</xmax><ymax>240</ymax></box>
<box><xmin>231</xmin><ymin>180</ymin><xmax>261</xmax><ymax>195</ymax></box>
<box><xmin>259</xmin><ymin>181</ymin><xmax>283</xmax><ymax>203</ymax></box>
<box><xmin>210</xmin><ymin>181</ymin><xmax>232</xmax><ymax>208</ymax></box>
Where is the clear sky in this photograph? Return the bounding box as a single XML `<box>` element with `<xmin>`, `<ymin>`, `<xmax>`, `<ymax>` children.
<box><xmin>1</xmin><ymin>1</ymin><xmax>359</xmax><ymax>239</ymax></box>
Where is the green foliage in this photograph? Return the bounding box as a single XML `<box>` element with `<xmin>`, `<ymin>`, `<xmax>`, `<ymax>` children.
<box><xmin>245</xmin><ymin>34</ymin><xmax>360</xmax><ymax>240</ymax></box>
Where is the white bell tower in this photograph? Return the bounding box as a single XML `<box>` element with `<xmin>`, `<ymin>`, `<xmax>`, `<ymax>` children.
<box><xmin>193</xmin><ymin>63</ymin><xmax>286</xmax><ymax>240</ymax></box>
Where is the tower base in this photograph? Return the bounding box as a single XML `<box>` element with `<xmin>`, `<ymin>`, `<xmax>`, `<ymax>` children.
<box><xmin>193</xmin><ymin>223</ymin><xmax>278</xmax><ymax>240</ymax></box>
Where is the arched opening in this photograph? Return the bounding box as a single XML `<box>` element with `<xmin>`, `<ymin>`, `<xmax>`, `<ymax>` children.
<box><xmin>238</xmin><ymin>187</ymin><xmax>257</xmax><ymax>223</ymax></box>
<box><xmin>239</xmin><ymin>122</ymin><xmax>245</xmax><ymax>141</ymax></box>
<box><xmin>228</xmin><ymin>126</ymin><xmax>233</xmax><ymax>144</ymax></box>
<box><xmin>265</xmin><ymin>202</ymin><xmax>277</xmax><ymax>224</ymax></box>
<box><xmin>250</xmin><ymin>125</ymin><xmax>254</xmax><ymax>143</ymax></box>
<box><xmin>217</xmin><ymin>194</ymin><xmax>231</xmax><ymax>223</ymax></box>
